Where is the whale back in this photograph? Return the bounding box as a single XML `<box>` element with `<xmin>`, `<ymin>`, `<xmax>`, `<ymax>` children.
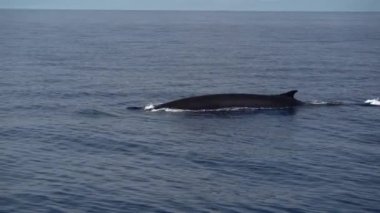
<box><xmin>154</xmin><ymin>90</ymin><xmax>303</xmax><ymax>110</ymax></box>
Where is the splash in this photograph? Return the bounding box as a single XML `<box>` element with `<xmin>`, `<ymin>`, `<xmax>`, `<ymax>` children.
<box><xmin>364</xmin><ymin>98</ymin><xmax>380</xmax><ymax>106</ymax></box>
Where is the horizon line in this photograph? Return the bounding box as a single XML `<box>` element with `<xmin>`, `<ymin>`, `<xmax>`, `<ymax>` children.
<box><xmin>0</xmin><ymin>8</ymin><xmax>379</xmax><ymax>13</ymax></box>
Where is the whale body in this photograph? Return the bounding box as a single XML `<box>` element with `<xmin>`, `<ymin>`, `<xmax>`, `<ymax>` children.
<box><xmin>153</xmin><ymin>90</ymin><xmax>303</xmax><ymax>110</ymax></box>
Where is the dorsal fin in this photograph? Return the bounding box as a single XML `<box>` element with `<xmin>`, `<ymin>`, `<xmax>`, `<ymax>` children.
<box><xmin>279</xmin><ymin>90</ymin><xmax>298</xmax><ymax>98</ymax></box>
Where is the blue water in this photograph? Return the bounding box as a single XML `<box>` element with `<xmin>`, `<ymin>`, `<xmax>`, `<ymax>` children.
<box><xmin>1</xmin><ymin>10</ymin><xmax>380</xmax><ymax>212</ymax></box>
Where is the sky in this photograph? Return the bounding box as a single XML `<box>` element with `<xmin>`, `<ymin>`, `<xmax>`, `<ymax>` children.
<box><xmin>0</xmin><ymin>0</ymin><xmax>379</xmax><ymax>11</ymax></box>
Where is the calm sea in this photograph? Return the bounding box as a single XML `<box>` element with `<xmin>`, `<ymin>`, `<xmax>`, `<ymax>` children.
<box><xmin>1</xmin><ymin>9</ymin><xmax>380</xmax><ymax>212</ymax></box>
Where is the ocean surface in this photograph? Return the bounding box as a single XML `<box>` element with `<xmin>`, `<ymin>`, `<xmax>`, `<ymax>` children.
<box><xmin>1</xmin><ymin>9</ymin><xmax>380</xmax><ymax>212</ymax></box>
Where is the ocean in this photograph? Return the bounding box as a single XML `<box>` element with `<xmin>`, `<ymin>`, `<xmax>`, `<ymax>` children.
<box><xmin>0</xmin><ymin>9</ymin><xmax>379</xmax><ymax>212</ymax></box>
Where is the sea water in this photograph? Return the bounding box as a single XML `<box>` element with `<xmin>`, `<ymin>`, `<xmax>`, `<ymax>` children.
<box><xmin>1</xmin><ymin>10</ymin><xmax>380</xmax><ymax>212</ymax></box>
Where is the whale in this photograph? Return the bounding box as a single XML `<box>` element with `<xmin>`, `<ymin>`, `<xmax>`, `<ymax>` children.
<box><xmin>151</xmin><ymin>90</ymin><xmax>303</xmax><ymax>110</ymax></box>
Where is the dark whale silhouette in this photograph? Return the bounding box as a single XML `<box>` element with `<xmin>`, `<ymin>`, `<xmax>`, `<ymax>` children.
<box><xmin>152</xmin><ymin>90</ymin><xmax>303</xmax><ymax>110</ymax></box>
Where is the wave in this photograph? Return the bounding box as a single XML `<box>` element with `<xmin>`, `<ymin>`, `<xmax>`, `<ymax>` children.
<box><xmin>75</xmin><ymin>109</ymin><xmax>118</xmax><ymax>117</ymax></box>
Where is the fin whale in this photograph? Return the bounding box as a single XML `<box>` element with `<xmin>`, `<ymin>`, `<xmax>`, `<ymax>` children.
<box><xmin>152</xmin><ymin>90</ymin><xmax>303</xmax><ymax>110</ymax></box>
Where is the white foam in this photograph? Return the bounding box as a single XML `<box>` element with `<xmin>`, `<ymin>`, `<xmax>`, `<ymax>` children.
<box><xmin>309</xmin><ymin>100</ymin><xmax>344</xmax><ymax>106</ymax></box>
<box><xmin>152</xmin><ymin>108</ymin><xmax>186</xmax><ymax>112</ymax></box>
<box><xmin>144</xmin><ymin>105</ymin><xmax>267</xmax><ymax>112</ymax></box>
<box><xmin>143</xmin><ymin>104</ymin><xmax>185</xmax><ymax>112</ymax></box>
<box><xmin>143</xmin><ymin>104</ymin><xmax>155</xmax><ymax>110</ymax></box>
<box><xmin>364</xmin><ymin>98</ymin><xmax>380</xmax><ymax>106</ymax></box>
<box><xmin>310</xmin><ymin>100</ymin><xmax>328</xmax><ymax>105</ymax></box>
